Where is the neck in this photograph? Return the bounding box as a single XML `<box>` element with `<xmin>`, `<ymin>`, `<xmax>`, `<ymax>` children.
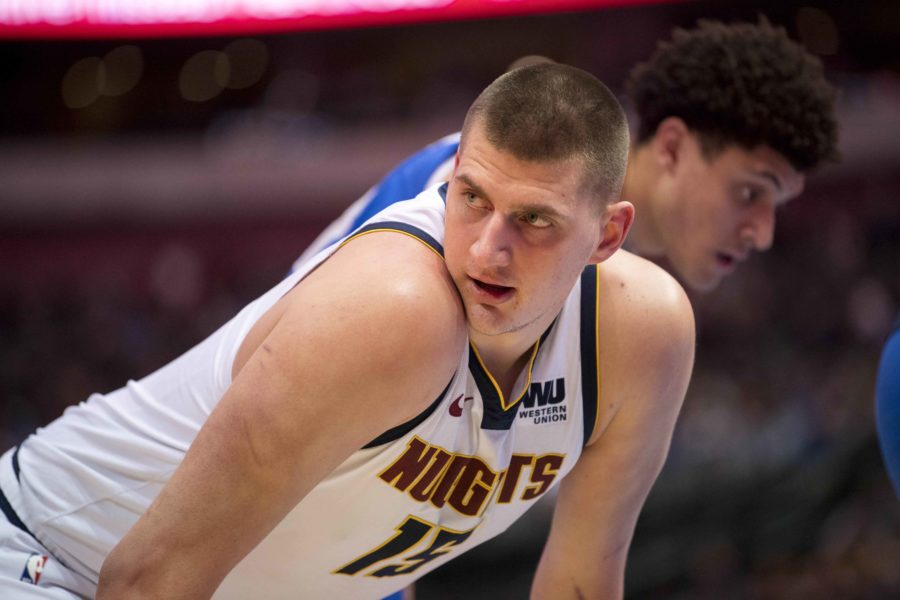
<box><xmin>468</xmin><ymin>320</ymin><xmax>547</xmax><ymax>401</ymax></box>
<box><xmin>622</xmin><ymin>144</ymin><xmax>665</xmax><ymax>257</ymax></box>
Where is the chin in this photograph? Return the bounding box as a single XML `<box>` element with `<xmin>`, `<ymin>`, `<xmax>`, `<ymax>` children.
<box><xmin>687</xmin><ymin>273</ymin><xmax>722</xmax><ymax>293</ymax></box>
<box><xmin>672</xmin><ymin>263</ymin><xmax>711</xmax><ymax>292</ymax></box>
<box><xmin>468</xmin><ymin>321</ymin><xmax>515</xmax><ymax>338</ymax></box>
<box><xmin>468</xmin><ymin>310</ymin><xmax>532</xmax><ymax>338</ymax></box>
<box><xmin>464</xmin><ymin>305</ymin><xmax>508</xmax><ymax>335</ymax></box>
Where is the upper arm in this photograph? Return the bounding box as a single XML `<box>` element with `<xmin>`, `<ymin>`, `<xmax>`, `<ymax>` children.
<box><xmin>533</xmin><ymin>257</ymin><xmax>695</xmax><ymax>599</ymax></box>
<box><xmin>99</xmin><ymin>232</ymin><xmax>465</xmax><ymax>599</ymax></box>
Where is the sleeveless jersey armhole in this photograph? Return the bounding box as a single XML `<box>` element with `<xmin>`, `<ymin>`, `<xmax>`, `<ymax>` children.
<box><xmin>362</xmin><ymin>378</ymin><xmax>454</xmax><ymax>449</ymax></box>
<box><xmin>579</xmin><ymin>264</ymin><xmax>601</xmax><ymax>447</ymax></box>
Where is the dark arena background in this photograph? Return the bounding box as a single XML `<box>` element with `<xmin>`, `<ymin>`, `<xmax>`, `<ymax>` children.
<box><xmin>1</xmin><ymin>0</ymin><xmax>899</xmax><ymax>597</ymax></box>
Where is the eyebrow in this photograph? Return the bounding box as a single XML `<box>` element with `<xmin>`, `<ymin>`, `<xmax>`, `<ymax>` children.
<box><xmin>756</xmin><ymin>169</ymin><xmax>783</xmax><ymax>192</ymax></box>
<box><xmin>454</xmin><ymin>172</ymin><xmax>490</xmax><ymax>201</ymax></box>
<box><xmin>454</xmin><ymin>171</ymin><xmax>568</xmax><ymax>220</ymax></box>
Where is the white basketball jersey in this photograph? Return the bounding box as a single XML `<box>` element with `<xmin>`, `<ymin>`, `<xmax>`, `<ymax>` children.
<box><xmin>1</xmin><ymin>183</ymin><xmax>602</xmax><ymax>599</ymax></box>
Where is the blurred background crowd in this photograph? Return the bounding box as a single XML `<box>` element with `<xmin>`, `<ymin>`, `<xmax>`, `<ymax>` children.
<box><xmin>1</xmin><ymin>0</ymin><xmax>898</xmax><ymax>597</ymax></box>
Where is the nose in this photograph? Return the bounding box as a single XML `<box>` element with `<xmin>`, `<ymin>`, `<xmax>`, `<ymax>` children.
<box><xmin>740</xmin><ymin>202</ymin><xmax>776</xmax><ymax>252</ymax></box>
<box><xmin>470</xmin><ymin>212</ymin><xmax>512</xmax><ymax>269</ymax></box>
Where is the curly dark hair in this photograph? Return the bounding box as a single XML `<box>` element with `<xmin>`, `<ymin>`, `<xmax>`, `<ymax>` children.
<box><xmin>625</xmin><ymin>18</ymin><xmax>839</xmax><ymax>172</ymax></box>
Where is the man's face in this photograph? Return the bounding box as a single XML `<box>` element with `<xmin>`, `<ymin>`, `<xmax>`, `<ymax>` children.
<box><xmin>654</xmin><ymin>133</ymin><xmax>805</xmax><ymax>292</ymax></box>
<box><xmin>444</xmin><ymin>122</ymin><xmax>603</xmax><ymax>340</ymax></box>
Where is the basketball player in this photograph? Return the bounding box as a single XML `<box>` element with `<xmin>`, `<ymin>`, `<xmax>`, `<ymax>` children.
<box><xmin>876</xmin><ymin>316</ymin><xmax>900</xmax><ymax>498</ymax></box>
<box><xmin>296</xmin><ymin>19</ymin><xmax>839</xmax><ymax>293</ymax></box>
<box><xmin>288</xmin><ymin>22</ymin><xmax>839</xmax><ymax>598</ymax></box>
<box><xmin>0</xmin><ymin>64</ymin><xmax>694</xmax><ymax>599</ymax></box>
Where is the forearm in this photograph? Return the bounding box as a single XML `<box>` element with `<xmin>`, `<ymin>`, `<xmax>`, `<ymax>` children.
<box><xmin>94</xmin><ymin>393</ymin><xmax>313</xmax><ymax>597</ymax></box>
<box><xmin>96</xmin><ymin>474</ymin><xmax>269</xmax><ymax>599</ymax></box>
<box><xmin>531</xmin><ymin>532</ymin><xmax>626</xmax><ymax>600</ymax></box>
<box><xmin>532</xmin><ymin>578</ymin><xmax>623</xmax><ymax>600</ymax></box>
<box><xmin>98</xmin><ymin>537</ymin><xmax>217</xmax><ymax>600</ymax></box>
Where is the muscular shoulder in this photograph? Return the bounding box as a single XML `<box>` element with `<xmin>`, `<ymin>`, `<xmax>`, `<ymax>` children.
<box><xmin>239</xmin><ymin>230</ymin><xmax>466</xmax><ymax>422</ymax></box>
<box><xmin>314</xmin><ymin>232</ymin><xmax>466</xmax><ymax>410</ymax></box>
<box><xmin>598</xmin><ymin>249</ymin><xmax>694</xmax><ymax>344</ymax></box>
<box><xmin>315</xmin><ymin>229</ymin><xmax>463</xmax><ymax>325</ymax></box>
<box><xmin>590</xmin><ymin>250</ymin><xmax>695</xmax><ymax>444</ymax></box>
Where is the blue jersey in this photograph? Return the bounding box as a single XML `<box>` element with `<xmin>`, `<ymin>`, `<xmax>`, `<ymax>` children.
<box><xmin>293</xmin><ymin>133</ymin><xmax>460</xmax><ymax>270</ymax></box>
<box><xmin>876</xmin><ymin>316</ymin><xmax>900</xmax><ymax>498</ymax></box>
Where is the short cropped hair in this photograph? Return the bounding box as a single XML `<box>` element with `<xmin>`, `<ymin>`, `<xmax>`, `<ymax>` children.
<box><xmin>461</xmin><ymin>63</ymin><xmax>629</xmax><ymax>203</ymax></box>
<box><xmin>626</xmin><ymin>18</ymin><xmax>839</xmax><ymax>172</ymax></box>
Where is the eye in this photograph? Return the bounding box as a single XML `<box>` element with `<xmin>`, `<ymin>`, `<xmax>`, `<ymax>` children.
<box><xmin>522</xmin><ymin>212</ymin><xmax>551</xmax><ymax>228</ymax></box>
<box><xmin>462</xmin><ymin>190</ymin><xmax>483</xmax><ymax>207</ymax></box>
<box><xmin>738</xmin><ymin>185</ymin><xmax>762</xmax><ymax>206</ymax></box>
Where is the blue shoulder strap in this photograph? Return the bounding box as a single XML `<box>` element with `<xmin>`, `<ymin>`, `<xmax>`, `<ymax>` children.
<box><xmin>876</xmin><ymin>316</ymin><xmax>900</xmax><ymax>498</ymax></box>
<box><xmin>345</xmin><ymin>136</ymin><xmax>459</xmax><ymax>233</ymax></box>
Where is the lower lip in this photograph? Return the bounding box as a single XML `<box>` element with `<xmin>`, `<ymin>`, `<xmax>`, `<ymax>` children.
<box><xmin>715</xmin><ymin>253</ymin><xmax>737</xmax><ymax>272</ymax></box>
<box><xmin>469</xmin><ymin>278</ymin><xmax>514</xmax><ymax>303</ymax></box>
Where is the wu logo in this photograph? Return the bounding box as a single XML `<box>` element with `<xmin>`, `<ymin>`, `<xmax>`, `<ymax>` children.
<box><xmin>521</xmin><ymin>378</ymin><xmax>565</xmax><ymax>409</ymax></box>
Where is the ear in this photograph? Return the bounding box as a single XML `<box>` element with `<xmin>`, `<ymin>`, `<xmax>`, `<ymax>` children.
<box><xmin>588</xmin><ymin>200</ymin><xmax>635</xmax><ymax>264</ymax></box>
<box><xmin>651</xmin><ymin>116</ymin><xmax>690</xmax><ymax>174</ymax></box>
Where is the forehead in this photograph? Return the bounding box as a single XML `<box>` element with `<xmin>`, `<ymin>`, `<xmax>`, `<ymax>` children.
<box><xmin>456</xmin><ymin>123</ymin><xmax>592</xmax><ymax>208</ymax></box>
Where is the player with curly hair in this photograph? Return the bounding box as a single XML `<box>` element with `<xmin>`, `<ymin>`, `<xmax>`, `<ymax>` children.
<box><xmin>623</xmin><ymin>17</ymin><xmax>839</xmax><ymax>290</ymax></box>
<box><xmin>296</xmin><ymin>18</ymin><xmax>840</xmax><ymax>293</ymax></box>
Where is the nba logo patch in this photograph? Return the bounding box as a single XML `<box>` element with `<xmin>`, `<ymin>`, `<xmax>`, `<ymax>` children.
<box><xmin>20</xmin><ymin>553</ymin><xmax>49</xmax><ymax>585</ymax></box>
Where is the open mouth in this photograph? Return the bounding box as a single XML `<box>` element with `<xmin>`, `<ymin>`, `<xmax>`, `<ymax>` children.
<box><xmin>472</xmin><ymin>278</ymin><xmax>514</xmax><ymax>299</ymax></box>
<box><xmin>715</xmin><ymin>252</ymin><xmax>737</xmax><ymax>271</ymax></box>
